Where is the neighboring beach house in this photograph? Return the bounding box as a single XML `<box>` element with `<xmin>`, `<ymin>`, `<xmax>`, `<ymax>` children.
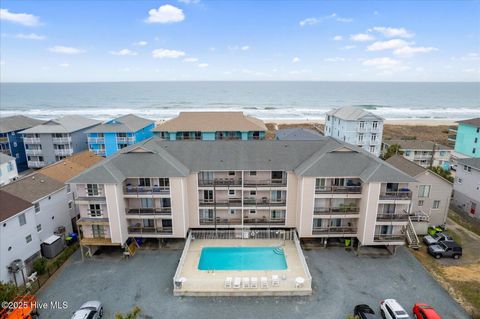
<box><xmin>153</xmin><ymin>112</ymin><xmax>267</xmax><ymax>140</ymax></box>
<box><xmin>20</xmin><ymin>115</ymin><xmax>100</xmax><ymax>168</ymax></box>
<box><xmin>0</xmin><ymin>151</ymin><xmax>103</xmax><ymax>284</ymax></box>
<box><xmin>275</xmin><ymin>128</ymin><xmax>322</xmax><ymax>140</ymax></box>
<box><xmin>324</xmin><ymin>107</ymin><xmax>384</xmax><ymax>157</ymax></box>
<box><xmin>382</xmin><ymin>140</ymin><xmax>452</xmax><ymax>170</ymax></box>
<box><xmin>86</xmin><ymin>114</ymin><xmax>155</xmax><ymax>157</ymax></box>
<box><xmin>452</xmin><ymin>158</ymin><xmax>480</xmax><ymax>220</ymax></box>
<box><xmin>0</xmin><ymin>115</ymin><xmax>45</xmax><ymax>172</ymax></box>
<box><xmin>0</xmin><ymin>153</ymin><xmax>19</xmax><ymax>186</ymax></box>
<box><xmin>68</xmin><ymin>137</ymin><xmax>417</xmax><ymax>254</ymax></box>
<box><xmin>448</xmin><ymin>117</ymin><xmax>480</xmax><ymax>158</ymax></box>
<box><xmin>386</xmin><ymin>155</ymin><xmax>452</xmax><ymax>231</ymax></box>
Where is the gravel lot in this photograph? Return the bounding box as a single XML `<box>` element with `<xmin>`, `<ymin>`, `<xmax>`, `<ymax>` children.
<box><xmin>37</xmin><ymin>246</ymin><xmax>470</xmax><ymax>319</ymax></box>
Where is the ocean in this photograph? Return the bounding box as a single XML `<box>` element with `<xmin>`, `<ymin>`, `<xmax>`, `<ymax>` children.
<box><xmin>0</xmin><ymin>82</ymin><xmax>479</xmax><ymax>121</ymax></box>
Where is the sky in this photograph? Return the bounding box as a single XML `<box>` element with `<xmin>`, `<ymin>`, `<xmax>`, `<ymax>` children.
<box><xmin>0</xmin><ymin>0</ymin><xmax>479</xmax><ymax>82</ymax></box>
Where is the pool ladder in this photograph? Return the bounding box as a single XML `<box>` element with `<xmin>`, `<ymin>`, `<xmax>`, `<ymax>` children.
<box><xmin>273</xmin><ymin>247</ymin><xmax>285</xmax><ymax>255</ymax></box>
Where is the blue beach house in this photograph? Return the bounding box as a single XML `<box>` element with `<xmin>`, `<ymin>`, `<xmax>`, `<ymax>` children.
<box><xmin>0</xmin><ymin>115</ymin><xmax>44</xmax><ymax>172</ymax></box>
<box><xmin>153</xmin><ymin>112</ymin><xmax>267</xmax><ymax>141</ymax></box>
<box><xmin>86</xmin><ymin>114</ymin><xmax>155</xmax><ymax>157</ymax></box>
<box><xmin>449</xmin><ymin>118</ymin><xmax>480</xmax><ymax>158</ymax></box>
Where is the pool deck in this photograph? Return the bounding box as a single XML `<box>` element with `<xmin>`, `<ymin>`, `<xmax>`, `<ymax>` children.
<box><xmin>174</xmin><ymin>239</ymin><xmax>312</xmax><ymax>296</ymax></box>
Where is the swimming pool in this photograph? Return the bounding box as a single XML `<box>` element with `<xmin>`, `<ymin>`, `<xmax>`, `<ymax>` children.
<box><xmin>198</xmin><ymin>246</ymin><xmax>287</xmax><ymax>270</ymax></box>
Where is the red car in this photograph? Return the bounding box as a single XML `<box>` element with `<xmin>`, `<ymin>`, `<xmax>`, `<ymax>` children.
<box><xmin>412</xmin><ymin>303</ymin><xmax>441</xmax><ymax>319</ymax></box>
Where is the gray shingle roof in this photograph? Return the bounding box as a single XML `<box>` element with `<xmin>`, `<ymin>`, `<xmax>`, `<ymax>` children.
<box><xmin>69</xmin><ymin>137</ymin><xmax>415</xmax><ymax>184</ymax></box>
<box><xmin>20</xmin><ymin>115</ymin><xmax>100</xmax><ymax>134</ymax></box>
<box><xmin>275</xmin><ymin>128</ymin><xmax>322</xmax><ymax>140</ymax></box>
<box><xmin>1</xmin><ymin>173</ymin><xmax>65</xmax><ymax>203</ymax></box>
<box><xmin>386</xmin><ymin>155</ymin><xmax>427</xmax><ymax>177</ymax></box>
<box><xmin>383</xmin><ymin>140</ymin><xmax>452</xmax><ymax>151</ymax></box>
<box><xmin>0</xmin><ymin>115</ymin><xmax>44</xmax><ymax>133</ymax></box>
<box><xmin>326</xmin><ymin>107</ymin><xmax>384</xmax><ymax>121</ymax></box>
<box><xmin>457</xmin><ymin>158</ymin><xmax>480</xmax><ymax>171</ymax></box>
<box><xmin>0</xmin><ymin>190</ymin><xmax>33</xmax><ymax>222</ymax></box>
<box><xmin>0</xmin><ymin>153</ymin><xmax>15</xmax><ymax>165</ymax></box>
<box><xmin>457</xmin><ymin>118</ymin><xmax>480</xmax><ymax>127</ymax></box>
<box><xmin>85</xmin><ymin>114</ymin><xmax>155</xmax><ymax>133</ymax></box>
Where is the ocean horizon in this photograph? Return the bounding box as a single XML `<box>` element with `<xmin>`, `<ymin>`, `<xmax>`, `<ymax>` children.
<box><xmin>1</xmin><ymin>81</ymin><xmax>479</xmax><ymax>121</ymax></box>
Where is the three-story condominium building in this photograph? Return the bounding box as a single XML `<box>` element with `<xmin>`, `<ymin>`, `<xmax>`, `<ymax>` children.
<box><xmin>382</xmin><ymin>140</ymin><xmax>452</xmax><ymax>170</ymax></box>
<box><xmin>448</xmin><ymin>118</ymin><xmax>480</xmax><ymax>158</ymax></box>
<box><xmin>0</xmin><ymin>115</ymin><xmax>45</xmax><ymax>172</ymax></box>
<box><xmin>452</xmin><ymin>158</ymin><xmax>480</xmax><ymax>220</ymax></box>
<box><xmin>68</xmin><ymin>137</ymin><xmax>416</xmax><ymax>254</ymax></box>
<box><xmin>86</xmin><ymin>114</ymin><xmax>155</xmax><ymax>157</ymax></box>
<box><xmin>153</xmin><ymin>112</ymin><xmax>267</xmax><ymax>140</ymax></box>
<box><xmin>0</xmin><ymin>153</ymin><xmax>19</xmax><ymax>186</ymax></box>
<box><xmin>20</xmin><ymin>115</ymin><xmax>100</xmax><ymax>168</ymax></box>
<box><xmin>324</xmin><ymin>107</ymin><xmax>384</xmax><ymax>157</ymax></box>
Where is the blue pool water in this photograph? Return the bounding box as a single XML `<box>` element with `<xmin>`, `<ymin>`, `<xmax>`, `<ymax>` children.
<box><xmin>198</xmin><ymin>247</ymin><xmax>288</xmax><ymax>271</ymax></box>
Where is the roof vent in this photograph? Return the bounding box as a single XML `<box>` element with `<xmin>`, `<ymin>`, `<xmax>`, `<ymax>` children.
<box><xmin>40</xmin><ymin>180</ymin><xmax>44</xmax><ymax>183</ymax></box>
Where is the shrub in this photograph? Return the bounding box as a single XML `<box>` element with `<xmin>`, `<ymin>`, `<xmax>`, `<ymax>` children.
<box><xmin>0</xmin><ymin>282</ymin><xmax>18</xmax><ymax>303</ymax></box>
<box><xmin>32</xmin><ymin>258</ymin><xmax>48</xmax><ymax>275</ymax></box>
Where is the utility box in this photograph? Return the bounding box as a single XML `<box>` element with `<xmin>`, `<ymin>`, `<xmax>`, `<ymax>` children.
<box><xmin>41</xmin><ymin>235</ymin><xmax>64</xmax><ymax>258</ymax></box>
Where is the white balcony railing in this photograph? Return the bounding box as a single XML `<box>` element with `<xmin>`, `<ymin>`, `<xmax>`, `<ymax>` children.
<box><xmin>23</xmin><ymin>137</ymin><xmax>41</xmax><ymax>144</ymax></box>
<box><xmin>52</xmin><ymin>136</ymin><xmax>72</xmax><ymax>144</ymax></box>
<box><xmin>87</xmin><ymin>137</ymin><xmax>105</xmax><ymax>144</ymax></box>
<box><xmin>54</xmin><ymin>148</ymin><xmax>73</xmax><ymax>156</ymax></box>
<box><xmin>28</xmin><ymin>160</ymin><xmax>46</xmax><ymax>168</ymax></box>
<box><xmin>91</xmin><ymin>149</ymin><xmax>106</xmax><ymax>156</ymax></box>
<box><xmin>116</xmin><ymin>136</ymin><xmax>136</xmax><ymax>143</ymax></box>
<box><xmin>25</xmin><ymin>149</ymin><xmax>43</xmax><ymax>156</ymax></box>
<box><xmin>357</xmin><ymin>140</ymin><xmax>365</xmax><ymax>145</ymax></box>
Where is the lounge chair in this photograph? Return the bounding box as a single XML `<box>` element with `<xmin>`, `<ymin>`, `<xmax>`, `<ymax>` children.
<box><xmin>242</xmin><ymin>277</ymin><xmax>250</xmax><ymax>288</ymax></box>
<box><xmin>272</xmin><ymin>274</ymin><xmax>280</xmax><ymax>287</ymax></box>
<box><xmin>233</xmin><ymin>277</ymin><xmax>241</xmax><ymax>289</ymax></box>
<box><xmin>250</xmin><ymin>277</ymin><xmax>258</xmax><ymax>288</ymax></box>
<box><xmin>224</xmin><ymin>277</ymin><xmax>233</xmax><ymax>289</ymax></box>
<box><xmin>260</xmin><ymin>276</ymin><xmax>268</xmax><ymax>289</ymax></box>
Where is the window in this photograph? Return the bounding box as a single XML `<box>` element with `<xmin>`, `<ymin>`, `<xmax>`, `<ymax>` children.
<box><xmin>92</xmin><ymin>225</ymin><xmax>105</xmax><ymax>238</ymax></box>
<box><xmin>418</xmin><ymin>200</ymin><xmax>424</xmax><ymax>207</ymax></box>
<box><xmin>457</xmin><ymin>178</ymin><xmax>463</xmax><ymax>184</ymax></box>
<box><xmin>249</xmin><ymin>209</ymin><xmax>256</xmax><ymax>214</ymax></box>
<box><xmin>418</xmin><ymin>185</ymin><xmax>431</xmax><ymax>198</ymax></box>
<box><xmin>371</xmin><ymin>134</ymin><xmax>377</xmax><ymax>142</ymax></box>
<box><xmin>200</xmin><ymin>209</ymin><xmax>213</xmax><ymax>219</ymax></box>
<box><xmin>34</xmin><ymin>202</ymin><xmax>41</xmax><ymax>212</ymax></box>
<box><xmin>473</xmin><ymin>148</ymin><xmax>476</xmax><ymax>154</ymax></box>
<box><xmin>250</xmin><ymin>190</ymin><xmax>256</xmax><ymax>196</ymax></box>
<box><xmin>141</xmin><ymin>198</ymin><xmax>153</xmax><ymax>208</ymax></box>
<box><xmin>138</xmin><ymin>178</ymin><xmax>151</xmax><ymax>187</ymax></box>
<box><xmin>271</xmin><ymin>210</ymin><xmax>285</xmax><ymax>219</ymax></box>
<box><xmin>161</xmin><ymin>198</ymin><xmax>171</xmax><ymax>208</ymax></box>
<box><xmin>158</xmin><ymin>178</ymin><xmax>169</xmax><ymax>188</ymax></box>
<box><xmin>203</xmin><ymin>190</ymin><xmax>213</xmax><ymax>202</ymax></box>
<box><xmin>228</xmin><ymin>189</ymin><xmax>235</xmax><ymax>196</ymax></box>
<box><xmin>88</xmin><ymin>204</ymin><xmax>102</xmax><ymax>217</ymax></box>
<box><xmin>7</xmin><ymin>162</ymin><xmax>13</xmax><ymax>172</ymax></box>
<box><xmin>372</xmin><ymin>121</ymin><xmax>378</xmax><ymax>129</ymax></box>
<box><xmin>358</xmin><ymin>133</ymin><xmax>364</xmax><ymax>142</ymax></box>
<box><xmin>369</xmin><ymin>146</ymin><xmax>375</xmax><ymax>153</ymax></box>
<box><xmin>405</xmin><ymin>150</ymin><xmax>411</xmax><ymax>156</ymax></box>
<box><xmin>315</xmin><ymin>178</ymin><xmax>326</xmax><ymax>190</ymax></box>
<box><xmin>37</xmin><ymin>224</ymin><xmax>42</xmax><ymax>232</ymax></box>
<box><xmin>229</xmin><ymin>209</ymin><xmax>235</xmax><ymax>215</ymax></box>
<box><xmin>25</xmin><ymin>235</ymin><xmax>32</xmax><ymax>243</ymax></box>
<box><xmin>359</xmin><ymin>121</ymin><xmax>365</xmax><ymax>129</ymax></box>
<box><xmin>228</xmin><ymin>171</ymin><xmax>235</xmax><ymax>176</ymax></box>
<box><xmin>66</xmin><ymin>184</ymin><xmax>71</xmax><ymax>193</ymax></box>
<box><xmin>433</xmin><ymin>200</ymin><xmax>440</xmax><ymax>209</ymax></box>
<box><xmin>86</xmin><ymin>184</ymin><xmax>99</xmax><ymax>196</ymax></box>
<box><xmin>464</xmin><ymin>165</ymin><xmax>472</xmax><ymax>172</ymax></box>
<box><xmin>475</xmin><ymin>138</ymin><xmax>478</xmax><ymax>143</ymax></box>
<box><xmin>18</xmin><ymin>213</ymin><xmax>26</xmax><ymax>226</ymax></box>
<box><xmin>249</xmin><ymin>171</ymin><xmax>257</xmax><ymax>176</ymax></box>
<box><xmin>68</xmin><ymin>202</ymin><xmax>72</xmax><ymax>209</ymax></box>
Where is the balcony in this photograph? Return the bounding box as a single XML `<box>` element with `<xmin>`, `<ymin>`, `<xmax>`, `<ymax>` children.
<box><xmin>373</xmin><ymin>234</ymin><xmax>406</xmax><ymax>242</ymax></box>
<box><xmin>448</xmin><ymin>135</ymin><xmax>457</xmax><ymax>142</ymax></box>
<box><xmin>199</xmin><ymin>218</ymin><xmax>242</xmax><ymax>226</ymax></box>
<box><xmin>357</xmin><ymin>126</ymin><xmax>366</xmax><ymax>132</ymax></box>
<box><xmin>313</xmin><ymin>207</ymin><xmax>360</xmax><ymax>215</ymax></box>
<box><xmin>243</xmin><ymin>179</ymin><xmax>287</xmax><ymax>187</ymax></box>
<box><xmin>54</xmin><ymin>148</ymin><xmax>73</xmax><ymax>156</ymax></box>
<box><xmin>23</xmin><ymin>137</ymin><xmax>41</xmax><ymax>144</ymax></box>
<box><xmin>126</xmin><ymin>208</ymin><xmax>172</xmax><ymax>216</ymax></box>
<box><xmin>91</xmin><ymin>149</ymin><xmax>106</xmax><ymax>157</ymax></box>
<box><xmin>243</xmin><ymin>218</ymin><xmax>286</xmax><ymax>225</ymax></box>
<box><xmin>357</xmin><ymin>140</ymin><xmax>366</xmax><ymax>145</ymax></box>
<box><xmin>25</xmin><ymin>149</ymin><xmax>43</xmax><ymax>156</ymax></box>
<box><xmin>52</xmin><ymin>136</ymin><xmax>72</xmax><ymax>144</ymax></box>
<box><xmin>198</xmin><ymin>178</ymin><xmax>242</xmax><ymax>187</ymax></box>
<box><xmin>27</xmin><ymin>160</ymin><xmax>46</xmax><ymax>168</ymax></box>
<box><xmin>117</xmin><ymin>136</ymin><xmax>136</xmax><ymax>143</ymax></box>
<box><xmin>312</xmin><ymin>227</ymin><xmax>358</xmax><ymax>235</ymax></box>
<box><xmin>124</xmin><ymin>185</ymin><xmax>170</xmax><ymax>195</ymax></box>
<box><xmin>413</xmin><ymin>154</ymin><xmax>432</xmax><ymax>160</ymax></box>
<box><xmin>88</xmin><ymin>137</ymin><xmax>105</xmax><ymax>144</ymax></box>
<box><xmin>0</xmin><ymin>137</ymin><xmax>8</xmax><ymax>143</ymax></box>
<box><xmin>376</xmin><ymin>212</ymin><xmax>409</xmax><ymax>221</ymax></box>
<box><xmin>199</xmin><ymin>199</ymin><xmax>242</xmax><ymax>207</ymax></box>
<box><xmin>315</xmin><ymin>186</ymin><xmax>362</xmax><ymax>194</ymax></box>
<box><xmin>80</xmin><ymin>237</ymin><xmax>117</xmax><ymax>246</ymax></box>
<box><xmin>243</xmin><ymin>198</ymin><xmax>286</xmax><ymax>207</ymax></box>
<box><xmin>379</xmin><ymin>190</ymin><xmax>412</xmax><ymax>200</ymax></box>
<box><xmin>127</xmin><ymin>226</ymin><xmax>173</xmax><ymax>235</ymax></box>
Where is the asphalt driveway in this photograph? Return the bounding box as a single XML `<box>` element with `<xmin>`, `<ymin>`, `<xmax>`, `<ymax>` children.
<box><xmin>37</xmin><ymin>246</ymin><xmax>470</xmax><ymax>319</ymax></box>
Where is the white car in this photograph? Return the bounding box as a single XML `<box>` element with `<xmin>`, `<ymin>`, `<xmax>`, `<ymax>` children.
<box><xmin>380</xmin><ymin>299</ymin><xmax>410</xmax><ymax>319</ymax></box>
<box><xmin>71</xmin><ymin>301</ymin><xmax>104</xmax><ymax>319</ymax></box>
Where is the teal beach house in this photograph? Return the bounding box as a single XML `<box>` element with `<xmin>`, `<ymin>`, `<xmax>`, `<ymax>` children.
<box><xmin>449</xmin><ymin>118</ymin><xmax>480</xmax><ymax>158</ymax></box>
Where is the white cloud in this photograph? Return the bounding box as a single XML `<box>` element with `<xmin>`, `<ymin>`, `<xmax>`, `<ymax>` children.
<box><xmin>198</xmin><ymin>63</ymin><xmax>208</xmax><ymax>68</ymax></box>
<box><xmin>48</xmin><ymin>45</ymin><xmax>85</xmax><ymax>55</ymax></box>
<box><xmin>59</xmin><ymin>63</ymin><xmax>69</xmax><ymax>68</ymax></box>
<box><xmin>333</xmin><ymin>35</ymin><xmax>343</xmax><ymax>41</ymax></box>
<box><xmin>459</xmin><ymin>52</ymin><xmax>480</xmax><ymax>61</ymax></box>
<box><xmin>350</xmin><ymin>33</ymin><xmax>375</xmax><ymax>42</ymax></box>
<box><xmin>371</xmin><ymin>27</ymin><xmax>414</xmax><ymax>38</ymax></box>
<box><xmin>15</xmin><ymin>33</ymin><xmax>45</xmax><ymax>40</ymax></box>
<box><xmin>146</xmin><ymin>5</ymin><xmax>185</xmax><ymax>24</ymax></box>
<box><xmin>367</xmin><ymin>39</ymin><xmax>410</xmax><ymax>51</ymax></box>
<box><xmin>110</xmin><ymin>49</ymin><xmax>138</xmax><ymax>56</ymax></box>
<box><xmin>133</xmin><ymin>41</ymin><xmax>148</xmax><ymax>46</ymax></box>
<box><xmin>241</xmin><ymin>45</ymin><xmax>250</xmax><ymax>51</ymax></box>
<box><xmin>324</xmin><ymin>57</ymin><xmax>346</xmax><ymax>62</ymax></box>
<box><xmin>183</xmin><ymin>57</ymin><xmax>199</xmax><ymax>62</ymax></box>
<box><xmin>341</xmin><ymin>45</ymin><xmax>356</xmax><ymax>50</ymax></box>
<box><xmin>393</xmin><ymin>45</ymin><xmax>438</xmax><ymax>57</ymax></box>
<box><xmin>292</xmin><ymin>57</ymin><xmax>300</xmax><ymax>63</ymax></box>
<box><xmin>299</xmin><ymin>18</ymin><xmax>319</xmax><ymax>27</ymax></box>
<box><xmin>0</xmin><ymin>8</ymin><xmax>40</xmax><ymax>26</ymax></box>
<box><xmin>362</xmin><ymin>57</ymin><xmax>401</xmax><ymax>69</ymax></box>
<box><xmin>152</xmin><ymin>48</ymin><xmax>186</xmax><ymax>58</ymax></box>
<box><xmin>336</xmin><ymin>17</ymin><xmax>353</xmax><ymax>23</ymax></box>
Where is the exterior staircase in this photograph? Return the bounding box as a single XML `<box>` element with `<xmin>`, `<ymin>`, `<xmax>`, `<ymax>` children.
<box><xmin>405</xmin><ymin>216</ymin><xmax>420</xmax><ymax>249</ymax></box>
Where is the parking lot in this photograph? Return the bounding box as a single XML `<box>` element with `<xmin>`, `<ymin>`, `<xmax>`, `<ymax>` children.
<box><xmin>37</xmin><ymin>246</ymin><xmax>470</xmax><ymax>319</ymax></box>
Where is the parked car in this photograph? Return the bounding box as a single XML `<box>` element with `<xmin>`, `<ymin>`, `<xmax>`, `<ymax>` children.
<box><xmin>380</xmin><ymin>299</ymin><xmax>410</xmax><ymax>319</ymax></box>
<box><xmin>354</xmin><ymin>304</ymin><xmax>379</xmax><ymax>318</ymax></box>
<box><xmin>423</xmin><ymin>232</ymin><xmax>452</xmax><ymax>246</ymax></box>
<box><xmin>428</xmin><ymin>241</ymin><xmax>462</xmax><ymax>259</ymax></box>
<box><xmin>412</xmin><ymin>303</ymin><xmax>441</xmax><ymax>319</ymax></box>
<box><xmin>71</xmin><ymin>301</ymin><xmax>103</xmax><ymax>319</ymax></box>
